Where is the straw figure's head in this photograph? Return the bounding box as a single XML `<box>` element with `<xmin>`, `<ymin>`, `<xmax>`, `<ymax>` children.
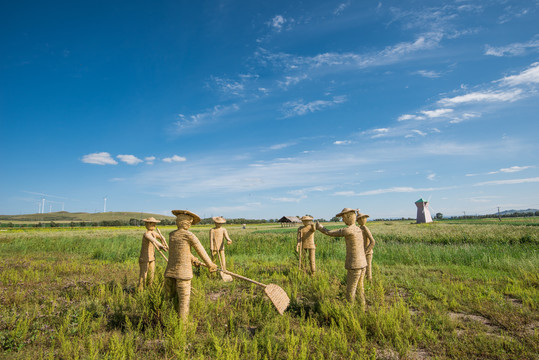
<box><xmin>172</xmin><ymin>210</ymin><xmax>201</xmax><ymax>230</ymax></box>
<box><xmin>356</xmin><ymin>213</ymin><xmax>369</xmax><ymax>226</ymax></box>
<box><xmin>142</xmin><ymin>217</ymin><xmax>160</xmax><ymax>230</ymax></box>
<box><xmin>300</xmin><ymin>215</ymin><xmax>314</xmax><ymax>227</ymax></box>
<box><xmin>212</xmin><ymin>216</ymin><xmax>226</xmax><ymax>228</ymax></box>
<box><xmin>336</xmin><ymin>208</ymin><xmax>357</xmax><ymax>226</ymax></box>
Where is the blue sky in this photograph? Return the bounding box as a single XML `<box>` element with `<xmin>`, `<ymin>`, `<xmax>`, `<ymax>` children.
<box><xmin>1</xmin><ymin>0</ymin><xmax>538</xmax><ymax>220</ymax></box>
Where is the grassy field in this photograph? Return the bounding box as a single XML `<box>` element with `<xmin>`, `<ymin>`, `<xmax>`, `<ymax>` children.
<box><xmin>0</xmin><ymin>211</ymin><xmax>174</xmax><ymax>224</ymax></box>
<box><xmin>0</xmin><ymin>220</ymin><xmax>538</xmax><ymax>359</ymax></box>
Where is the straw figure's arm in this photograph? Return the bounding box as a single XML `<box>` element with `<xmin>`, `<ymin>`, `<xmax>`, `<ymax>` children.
<box><xmin>190</xmin><ymin>234</ymin><xmax>217</xmax><ymax>272</ymax></box>
<box><xmin>156</xmin><ymin>227</ymin><xmax>169</xmax><ymax>250</ymax></box>
<box><xmin>209</xmin><ymin>229</ymin><xmax>216</xmax><ymax>254</ymax></box>
<box><xmin>190</xmin><ymin>254</ymin><xmax>202</xmax><ymax>267</ymax></box>
<box><xmin>316</xmin><ymin>221</ymin><xmax>345</xmax><ymax>237</ymax></box>
<box><xmin>223</xmin><ymin>228</ymin><xmax>232</xmax><ymax>245</ymax></box>
<box><xmin>145</xmin><ymin>231</ymin><xmax>167</xmax><ymax>251</ymax></box>
<box><xmin>296</xmin><ymin>227</ymin><xmax>302</xmax><ymax>252</ymax></box>
<box><xmin>361</xmin><ymin>225</ymin><xmax>375</xmax><ymax>253</ymax></box>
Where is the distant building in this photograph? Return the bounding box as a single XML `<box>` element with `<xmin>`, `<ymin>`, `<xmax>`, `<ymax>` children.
<box><xmin>278</xmin><ymin>216</ymin><xmax>301</xmax><ymax>227</ymax></box>
<box><xmin>415</xmin><ymin>198</ymin><xmax>433</xmax><ymax>224</ymax></box>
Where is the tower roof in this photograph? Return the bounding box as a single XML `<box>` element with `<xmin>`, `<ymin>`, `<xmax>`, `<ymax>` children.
<box><xmin>415</xmin><ymin>198</ymin><xmax>428</xmax><ymax>203</ymax></box>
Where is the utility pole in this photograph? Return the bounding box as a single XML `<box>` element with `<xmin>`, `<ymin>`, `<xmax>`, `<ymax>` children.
<box><xmin>42</xmin><ymin>198</ymin><xmax>45</xmax><ymax>214</ymax></box>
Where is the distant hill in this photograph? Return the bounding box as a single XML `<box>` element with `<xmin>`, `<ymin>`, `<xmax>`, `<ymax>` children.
<box><xmin>497</xmin><ymin>209</ymin><xmax>539</xmax><ymax>216</ymax></box>
<box><xmin>0</xmin><ymin>211</ymin><xmax>175</xmax><ymax>223</ymax></box>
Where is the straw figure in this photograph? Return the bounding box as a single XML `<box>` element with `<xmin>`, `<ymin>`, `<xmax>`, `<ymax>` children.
<box><xmin>164</xmin><ymin>210</ymin><xmax>217</xmax><ymax>321</ymax></box>
<box><xmin>357</xmin><ymin>212</ymin><xmax>375</xmax><ymax>281</ymax></box>
<box><xmin>210</xmin><ymin>216</ymin><xmax>232</xmax><ymax>271</ymax></box>
<box><xmin>316</xmin><ymin>208</ymin><xmax>373</xmax><ymax>308</ymax></box>
<box><xmin>137</xmin><ymin>217</ymin><xmax>168</xmax><ymax>291</ymax></box>
<box><xmin>296</xmin><ymin>215</ymin><xmax>317</xmax><ymax>275</ymax></box>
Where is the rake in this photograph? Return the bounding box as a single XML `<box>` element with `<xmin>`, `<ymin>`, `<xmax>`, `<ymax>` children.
<box><xmin>201</xmin><ymin>264</ymin><xmax>290</xmax><ymax>315</ymax></box>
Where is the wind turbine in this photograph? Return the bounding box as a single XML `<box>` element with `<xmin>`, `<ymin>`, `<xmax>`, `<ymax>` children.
<box><xmin>103</xmin><ymin>196</ymin><xmax>107</xmax><ymax>213</ymax></box>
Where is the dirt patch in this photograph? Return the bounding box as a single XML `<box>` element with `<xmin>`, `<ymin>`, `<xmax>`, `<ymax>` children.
<box><xmin>525</xmin><ymin>321</ymin><xmax>538</xmax><ymax>336</ymax></box>
<box><xmin>377</xmin><ymin>348</ymin><xmax>399</xmax><ymax>360</ymax></box>
<box><xmin>449</xmin><ymin>312</ymin><xmax>504</xmax><ymax>337</ymax></box>
<box><xmin>409</xmin><ymin>348</ymin><xmax>430</xmax><ymax>359</ymax></box>
<box><xmin>207</xmin><ymin>289</ymin><xmax>227</xmax><ymax>301</ymax></box>
<box><xmin>505</xmin><ymin>296</ymin><xmax>523</xmax><ymax>308</ymax></box>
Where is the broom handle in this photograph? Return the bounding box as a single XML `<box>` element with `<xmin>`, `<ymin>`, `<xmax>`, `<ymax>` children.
<box><xmin>199</xmin><ymin>263</ymin><xmax>266</xmax><ymax>288</ymax></box>
<box><xmin>221</xmin><ymin>269</ymin><xmax>267</xmax><ymax>288</ymax></box>
<box><xmin>156</xmin><ymin>227</ymin><xmax>168</xmax><ymax>248</ymax></box>
<box><xmin>156</xmin><ymin>247</ymin><xmax>168</xmax><ymax>262</ymax></box>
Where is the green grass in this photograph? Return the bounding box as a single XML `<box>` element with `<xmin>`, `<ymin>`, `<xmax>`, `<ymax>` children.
<box><xmin>0</xmin><ymin>220</ymin><xmax>538</xmax><ymax>359</ymax></box>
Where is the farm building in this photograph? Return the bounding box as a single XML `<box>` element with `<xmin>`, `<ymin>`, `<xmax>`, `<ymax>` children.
<box><xmin>415</xmin><ymin>198</ymin><xmax>433</xmax><ymax>224</ymax></box>
<box><xmin>278</xmin><ymin>216</ymin><xmax>301</xmax><ymax>227</ymax></box>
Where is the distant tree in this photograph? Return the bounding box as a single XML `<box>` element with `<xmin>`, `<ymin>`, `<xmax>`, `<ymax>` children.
<box><xmin>330</xmin><ymin>216</ymin><xmax>340</xmax><ymax>222</ymax></box>
<box><xmin>70</xmin><ymin>221</ymin><xmax>75</xmax><ymax>228</ymax></box>
<box><xmin>50</xmin><ymin>221</ymin><xmax>59</xmax><ymax>228</ymax></box>
<box><xmin>435</xmin><ymin>213</ymin><xmax>443</xmax><ymax>220</ymax></box>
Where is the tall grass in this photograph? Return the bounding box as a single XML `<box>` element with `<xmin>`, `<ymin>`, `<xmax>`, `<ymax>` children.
<box><xmin>0</xmin><ymin>221</ymin><xmax>537</xmax><ymax>359</ymax></box>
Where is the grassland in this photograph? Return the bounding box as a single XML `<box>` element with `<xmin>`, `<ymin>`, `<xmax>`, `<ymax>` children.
<box><xmin>0</xmin><ymin>211</ymin><xmax>174</xmax><ymax>224</ymax></box>
<box><xmin>0</xmin><ymin>219</ymin><xmax>537</xmax><ymax>359</ymax></box>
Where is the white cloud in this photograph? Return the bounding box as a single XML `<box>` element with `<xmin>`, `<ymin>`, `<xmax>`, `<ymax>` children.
<box><xmin>163</xmin><ymin>155</ymin><xmax>187</xmax><ymax>163</ymax></box>
<box><xmin>438</xmin><ymin>89</ymin><xmax>523</xmax><ymax>105</ymax></box>
<box><xmin>269</xmin><ymin>143</ymin><xmax>294</xmax><ymax>150</ymax></box>
<box><xmin>415</xmin><ymin>70</ymin><xmax>441</xmax><ymax>78</ymax></box>
<box><xmin>271</xmin><ymin>197</ymin><xmax>303</xmax><ymax>203</ymax></box>
<box><xmin>334</xmin><ymin>140</ymin><xmax>352</xmax><ymax>145</ymax></box>
<box><xmin>398</xmin><ymin>114</ymin><xmax>425</xmax><ymax>121</ymax></box>
<box><xmin>427</xmin><ymin>173</ymin><xmax>436</xmax><ymax>181</ymax></box>
<box><xmin>81</xmin><ymin>152</ymin><xmax>118</xmax><ymax>165</ymax></box>
<box><xmin>334</xmin><ymin>185</ymin><xmax>456</xmax><ymax>196</ymax></box>
<box><xmin>485</xmin><ymin>38</ymin><xmax>539</xmax><ymax>57</ymax></box>
<box><xmin>176</xmin><ymin>104</ymin><xmax>239</xmax><ymax>133</ymax></box>
<box><xmin>421</xmin><ymin>108</ymin><xmax>453</xmax><ymax>118</ymax></box>
<box><xmin>117</xmin><ymin>154</ymin><xmax>143</xmax><ymax>165</ymax></box>
<box><xmin>278</xmin><ymin>74</ymin><xmax>308</xmax><ymax>89</ymax></box>
<box><xmin>270</xmin><ymin>15</ymin><xmax>286</xmax><ymax>32</ymax></box>
<box><xmin>500</xmin><ymin>62</ymin><xmax>539</xmax><ymax>86</ymax></box>
<box><xmin>145</xmin><ymin>156</ymin><xmax>156</xmax><ymax>165</ymax></box>
<box><xmin>282</xmin><ymin>96</ymin><xmax>347</xmax><ymax>117</ymax></box>
<box><xmin>334</xmin><ymin>1</ymin><xmax>350</xmax><ymax>15</ymax></box>
<box><xmin>405</xmin><ymin>130</ymin><xmax>427</xmax><ymax>138</ymax></box>
<box><xmin>475</xmin><ymin>177</ymin><xmax>539</xmax><ymax>186</ymax></box>
<box><xmin>500</xmin><ymin>165</ymin><xmax>534</xmax><ymax>173</ymax></box>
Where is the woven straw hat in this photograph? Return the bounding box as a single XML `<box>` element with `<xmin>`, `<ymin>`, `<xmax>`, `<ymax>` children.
<box><xmin>300</xmin><ymin>215</ymin><xmax>314</xmax><ymax>221</ymax></box>
<box><xmin>212</xmin><ymin>216</ymin><xmax>226</xmax><ymax>224</ymax></box>
<box><xmin>142</xmin><ymin>217</ymin><xmax>161</xmax><ymax>223</ymax></box>
<box><xmin>336</xmin><ymin>208</ymin><xmax>358</xmax><ymax>217</ymax></box>
<box><xmin>171</xmin><ymin>210</ymin><xmax>201</xmax><ymax>225</ymax></box>
<box><xmin>356</xmin><ymin>213</ymin><xmax>370</xmax><ymax>218</ymax></box>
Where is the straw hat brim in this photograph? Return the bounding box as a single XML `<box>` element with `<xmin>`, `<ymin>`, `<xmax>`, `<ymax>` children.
<box><xmin>212</xmin><ymin>216</ymin><xmax>226</xmax><ymax>224</ymax></box>
<box><xmin>142</xmin><ymin>217</ymin><xmax>161</xmax><ymax>223</ymax></box>
<box><xmin>171</xmin><ymin>210</ymin><xmax>201</xmax><ymax>225</ymax></box>
<box><xmin>300</xmin><ymin>215</ymin><xmax>314</xmax><ymax>221</ymax></box>
<box><xmin>356</xmin><ymin>213</ymin><xmax>370</xmax><ymax>218</ymax></box>
<box><xmin>336</xmin><ymin>208</ymin><xmax>358</xmax><ymax>217</ymax></box>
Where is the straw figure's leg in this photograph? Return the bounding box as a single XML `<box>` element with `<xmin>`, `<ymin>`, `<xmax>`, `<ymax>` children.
<box><xmin>137</xmin><ymin>261</ymin><xmax>148</xmax><ymax>291</ymax></box>
<box><xmin>366</xmin><ymin>254</ymin><xmax>373</xmax><ymax>281</ymax></box>
<box><xmin>346</xmin><ymin>268</ymin><xmax>361</xmax><ymax>302</ymax></box>
<box><xmin>164</xmin><ymin>277</ymin><xmax>176</xmax><ymax>300</ymax></box>
<box><xmin>147</xmin><ymin>260</ymin><xmax>155</xmax><ymax>286</ymax></box>
<box><xmin>357</xmin><ymin>268</ymin><xmax>366</xmax><ymax>309</ymax></box>
<box><xmin>177</xmin><ymin>279</ymin><xmax>191</xmax><ymax>321</ymax></box>
<box><xmin>308</xmin><ymin>249</ymin><xmax>316</xmax><ymax>275</ymax></box>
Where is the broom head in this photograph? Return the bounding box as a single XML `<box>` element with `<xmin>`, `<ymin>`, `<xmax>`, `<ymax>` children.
<box><xmin>264</xmin><ymin>284</ymin><xmax>290</xmax><ymax>315</ymax></box>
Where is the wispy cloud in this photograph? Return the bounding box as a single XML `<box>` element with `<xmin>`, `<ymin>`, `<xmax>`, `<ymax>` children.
<box><xmin>421</xmin><ymin>108</ymin><xmax>453</xmax><ymax>118</ymax></box>
<box><xmin>268</xmin><ymin>143</ymin><xmax>295</xmax><ymax>150</ymax></box>
<box><xmin>438</xmin><ymin>89</ymin><xmax>523</xmax><ymax>105</ymax></box>
<box><xmin>414</xmin><ymin>69</ymin><xmax>442</xmax><ymax>78</ymax></box>
<box><xmin>282</xmin><ymin>96</ymin><xmax>347</xmax><ymax>117</ymax></box>
<box><xmin>81</xmin><ymin>152</ymin><xmax>117</xmax><ymax>165</ymax></box>
<box><xmin>269</xmin><ymin>15</ymin><xmax>286</xmax><ymax>32</ymax></box>
<box><xmin>334</xmin><ymin>185</ymin><xmax>456</xmax><ymax>196</ymax></box>
<box><xmin>334</xmin><ymin>140</ymin><xmax>352</xmax><ymax>145</ymax></box>
<box><xmin>175</xmin><ymin>104</ymin><xmax>239</xmax><ymax>133</ymax></box>
<box><xmin>334</xmin><ymin>1</ymin><xmax>351</xmax><ymax>15</ymax></box>
<box><xmin>162</xmin><ymin>155</ymin><xmax>187</xmax><ymax>163</ymax></box>
<box><xmin>278</xmin><ymin>74</ymin><xmax>308</xmax><ymax>89</ymax></box>
<box><xmin>474</xmin><ymin>177</ymin><xmax>539</xmax><ymax>186</ymax></box>
<box><xmin>145</xmin><ymin>156</ymin><xmax>156</xmax><ymax>165</ymax></box>
<box><xmin>499</xmin><ymin>62</ymin><xmax>539</xmax><ymax>86</ymax></box>
<box><xmin>485</xmin><ymin>37</ymin><xmax>539</xmax><ymax>57</ymax></box>
<box><xmin>427</xmin><ymin>173</ymin><xmax>436</xmax><ymax>181</ymax></box>
<box><xmin>117</xmin><ymin>154</ymin><xmax>143</xmax><ymax>165</ymax></box>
